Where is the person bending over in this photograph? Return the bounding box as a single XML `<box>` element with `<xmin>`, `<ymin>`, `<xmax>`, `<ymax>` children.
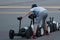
<box><xmin>21</xmin><ymin>4</ymin><xmax>49</xmax><ymax>38</ymax></box>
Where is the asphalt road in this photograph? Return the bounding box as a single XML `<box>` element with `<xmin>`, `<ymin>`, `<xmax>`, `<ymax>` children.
<box><xmin>0</xmin><ymin>12</ymin><xmax>60</xmax><ymax>40</ymax></box>
<box><xmin>0</xmin><ymin>0</ymin><xmax>60</xmax><ymax>6</ymax></box>
<box><xmin>0</xmin><ymin>0</ymin><xmax>60</xmax><ymax>40</ymax></box>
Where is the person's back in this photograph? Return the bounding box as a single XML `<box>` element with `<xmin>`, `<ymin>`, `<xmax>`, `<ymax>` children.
<box><xmin>31</xmin><ymin>7</ymin><xmax>46</xmax><ymax>12</ymax></box>
<box><xmin>30</xmin><ymin>7</ymin><xmax>48</xmax><ymax>17</ymax></box>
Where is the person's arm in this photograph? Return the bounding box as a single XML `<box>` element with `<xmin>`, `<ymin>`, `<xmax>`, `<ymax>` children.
<box><xmin>22</xmin><ymin>11</ymin><xmax>32</xmax><ymax>18</ymax></box>
<box><xmin>18</xmin><ymin>11</ymin><xmax>33</xmax><ymax>20</ymax></box>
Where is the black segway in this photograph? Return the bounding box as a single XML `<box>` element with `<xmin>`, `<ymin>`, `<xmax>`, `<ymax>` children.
<box><xmin>25</xmin><ymin>14</ymin><xmax>36</xmax><ymax>38</ymax></box>
<box><xmin>9</xmin><ymin>14</ymin><xmax>60</xmax><ymax>39</ymax></box>
<box><xmin>9</xmin><ymin>17</ymin><xmax>27</xmax><ymax>39</ymax></box>
<box><xmin>47</xmin><ymin>17</ymin><xmax>60</xmax><ymax>33</ymax></box>
<box><xmin>9</xmin><ymin>14</ymin><xmax>37</xmax><ymax>39</ymax></box>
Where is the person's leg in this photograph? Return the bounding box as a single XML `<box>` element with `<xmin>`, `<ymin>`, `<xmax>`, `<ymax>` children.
<box><xmin>33</xmin><ymin>24</ymin><xmax>38</xmax><ymax>35</ymax></box>
<box><xmin>32</xmin><ymin>24</ymin><xmax>38</xmax><ymax>39</ymax></box>
<box><xmin>42</xmin><ymin>13</ymin><xmax>49</xmax><ymax>35</ymax></box>
<box><xmin>32</xmin><ymin>17</ymin><xmax>40</xmax><ymax>38</ymax></box>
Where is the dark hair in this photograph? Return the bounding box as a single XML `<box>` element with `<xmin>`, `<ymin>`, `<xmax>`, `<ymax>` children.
<box><xmin>32</xmin><ymin>4</ymin><xmax>37</xmax><ymax>8</ymax></box>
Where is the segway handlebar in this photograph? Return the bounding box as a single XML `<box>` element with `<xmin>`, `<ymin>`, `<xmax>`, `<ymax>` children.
<box><xmin>17</xmin><ymin>17</ymin><xmax>22</xmax><ymax>20</ymax></box>
<box><xmin>28</xmin><ymin>14</ymin><xmax>36</xmax><ymax>19</ymax></box>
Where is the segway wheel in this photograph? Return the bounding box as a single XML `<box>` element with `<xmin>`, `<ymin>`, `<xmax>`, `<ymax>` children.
<box><xmin>58</xmin><ymin>28</ymin><xmax>60</xmax><ymax>31</ymax></box>
<box><xmin>9</xmin><ymin>30</ymin><xmax>14</xmax><ymax>39</ymax></box>
<box><xmin>25</xmin><ymin>27</ymin><xmax>33</xmax><ymax>39</ymax></box>
<box><xmin>36</xmin><ymin>27</ymin><xmax>44</xmax><ymax>37</ymax></box>
<box><xmin>19</xmin><ymin>28</ymin><xmax>26</xmax><ymax>37</ymax></box>
<box><xmin>36</xmin><ymin>27</ymin><xmax>41</xmax><ymax>37</ymax></box>
<box><xmin>41</xmin><ymin>28</ymin><xmax>44</xmax><ymax>36</ymax></box>
<box><xmin>48</xmin><ymin>26</ymin><xmax>50</xmax><ymax>33</ymax></box>
<box><xmin>25</xmin><ymin>32</ymin><xmax>32</xmax><ymax>39</ymax></box>
<box><xmin>53</xmin><ymin>23</ymin><xmax>57</xmax><ymax>32</ymax></box>
<box><xmin>25</xmin><ymin>31</ymin><xmax>33</xmax><ymax>39</ymax></box>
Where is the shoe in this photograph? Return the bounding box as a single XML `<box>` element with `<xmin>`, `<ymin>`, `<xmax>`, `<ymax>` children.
<box><xmin>32</xmin><ymin>35</ymin><xmax>37</xmax><ymax>39</ymax></box>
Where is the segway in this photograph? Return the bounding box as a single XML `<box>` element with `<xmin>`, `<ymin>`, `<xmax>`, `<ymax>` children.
<box><xmin>9</xmin><ymin>17</ymin><xmax>28</xmax><ymax>39</ymax></box>
<box><xmin>9</xmin><ymin>14</ymin><xmax>44</xmax><ymax>39</ymax></box>
<box><xmin>25</xmin><ymin>14</ymin><xmax>37</xmax><ymax>38</ymax></box>
<box><xmin>9</xmin><ymin>14</ymin><xmax>37</xmax><ymax>39</ymax></box>
<box><xmin>47</xmin><ymin>17</ymin><xmax>60</xmax><ymax>33</ymax></box>
<box><xmin>28</xmin><ymin>14</ymin><xmax>45</xmax><ymax>37</ymax></box>
<box><xmin>9</xmin><ymin>14</ymin><xmax>60</xmax><ymax>39</ymax></box>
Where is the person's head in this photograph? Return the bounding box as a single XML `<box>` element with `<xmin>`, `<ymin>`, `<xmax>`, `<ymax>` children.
<box><xmin>31</xmin><ymin>4</ymin><xmax>37</xmax><ymax>8</ymax></box>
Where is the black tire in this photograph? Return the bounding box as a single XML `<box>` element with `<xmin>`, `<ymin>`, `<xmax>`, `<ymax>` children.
<box><xmin>47</xmin><ymin>21</ymin><xmax>52</xmax><ymax>32</ymax></box>
<box><xmin>48</xmin><ymin>23</ymin><xmax>57</xmax><ymax>32</ymax></box>
<box><xmin>36</xmin><ymin>27</ymin><xmax>41</xmax><ymax>37</ymax></box>
<box><xmin>58</xmin><ymin>26</ymin><xmax>60</xmax><ymax>31</ymax></box>
<box><xmin>53</xmin><ymin>23</ymin><xmax>57</xmax><ymax>32</ymax></box>
<box><xmin>58</xmin><ymin>28</ymin><xmax>60</xmax><ymax>31</ymax></box>
<box><xmin>47</xmin><ymin>21</ymin><xmax>55</xmax><ymax>32</ymax></box>
<box><xmin>9</xmin><ymin>30</ymin><xmax>14</xmax><ymax>39</ymax></box>
<box><xmin>25</xmin><ymin>31</ymin><xmax>32</xmax><ymax>39</ymax></box>
<box><xmin>25</xmin><ymin>27</ymin><xmax>33</xmax><ymax>39</ymax></box>
<box><xmin>19</xmin><ymin>28</ymin><xmax>26</xmax><ymax>37</ymax></box>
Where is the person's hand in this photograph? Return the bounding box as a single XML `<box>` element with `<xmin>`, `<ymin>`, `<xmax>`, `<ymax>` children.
<box><xmin>28</xmin><ymin>14</ymin><xmax>36</xmax><ymax>19</ymax></box>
